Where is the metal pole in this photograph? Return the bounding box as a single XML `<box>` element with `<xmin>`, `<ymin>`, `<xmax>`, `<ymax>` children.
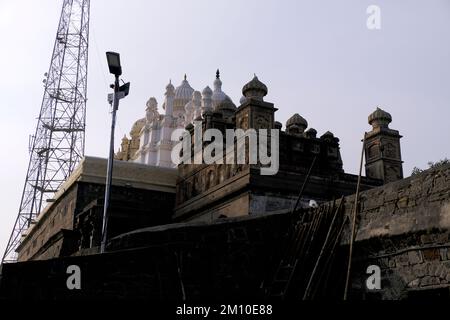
<box><xmin>292</xmin><ymin>156</ymin><xmax>317</xmax><ymax>214</ymax></box>
<box><xmin>100</xmin><ymin>75</ymin><xmax>120</xmax><ymax>253</ymax></box>
<box><xmin>343</xmin><ymin>132</ymin><xmax>366</xmax><ymax>300</ymax></box>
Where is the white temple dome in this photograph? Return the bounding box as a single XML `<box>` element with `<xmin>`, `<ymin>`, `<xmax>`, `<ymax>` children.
<box><xmin>212</xmin><ymin>69</ymin><xmax>227</xmax><ymax>107</ymax></box>
<box><xmin>174</xmin><ymin>75</ymin><xmax>194</xmax><ymax>108</ymax></box>
<box><xmin>202</xmin><ymin>86</ymin><xmax>212</xmax><ymax>96</ymax></box>
<box><xmin>216</xmin><ymin>96</ymin><xmax>237</xmax><ymax>111</ymax></box>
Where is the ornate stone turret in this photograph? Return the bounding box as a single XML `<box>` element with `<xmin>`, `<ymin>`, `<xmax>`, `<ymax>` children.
<box><xmin>305</xmin><ymin>128</ymin><xmax>317</xmax><ymax>138</ymax></box>
<box><xmin>184</xmin><ymin>99</ymin><xmax>195</xmax><ymax>125</ymax></box>
<box><xmin>201</xmin><ymin>86</ymin><xmax>213</xmax><ymax>114</ymax></box>
<box><xmin>368</xmin><ymin>107</ymin><xmax>392</xmax><ymax>129</ymax></box>
<box><xmin>115</xmin><ymin>134</ymin><xmax>131</xmax><ymax>161</ymax></box>
<box><xmin>192</xmin><ymin>91</ymin><xmax>202</xmax><ymax>120</ymax></box>
<box><xmin>320</xmin><ymin>131</ymin><xmax>335</xmax><ymax>142</ymax></box>
<box><xmin>156</xmin><ymin>80</ymin><xmax>177</xmax><ymax>167</ymax></box>
<box><xmin>212</xmin><ymin>69</ymin><xmax>227</xmax><ymax>109</ymax></box>
<box><xmin>164</xmin><ymin>80</ymin><xmax>175</xmax><ymax>117</ymax></box>
<box><xmin>236</xmin><ymin>75</ymin><xmax>276</xmax><ymax>130</ymax></box>
<box><xmin>242</xmin><ymin>75</ymin><xmax>268</xmax><ymax>101</ymax></box>
<box><xmin>286</xmin><ymin>113</ymin><xmax>308</xmax><ymax>135</ymax></box>
<box><xmin>364</xmin><ymin>107</ymin><xmax>403</xmax><ymax>183</ymax></box>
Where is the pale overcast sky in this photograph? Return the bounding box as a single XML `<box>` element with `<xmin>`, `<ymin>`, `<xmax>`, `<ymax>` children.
<box><xmin>0</xmin><ymin>0</ymin><xmax>449</xmax><ymax>257</ymax></box>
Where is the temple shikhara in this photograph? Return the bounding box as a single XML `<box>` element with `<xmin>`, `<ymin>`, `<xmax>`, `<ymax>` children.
<box><xmin>2</xmin><ymin>72</ymin><xmax>450</xmax><ymax>301</ymax></box>
<box><xmin>115</xmin><ymin>71</ymin><xmax>234</xmax><ymax>167</ymax></box>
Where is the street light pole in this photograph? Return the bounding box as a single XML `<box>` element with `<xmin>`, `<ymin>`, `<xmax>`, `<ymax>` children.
<box><xmin>100</xmin><ymin>52</ymin><xmax>130</xmax><ymax>253</ymax></box>
<box><xmin>100</xmin><ymin>75</ymin><xmax>120</xmax><ymax>253</ymax></box>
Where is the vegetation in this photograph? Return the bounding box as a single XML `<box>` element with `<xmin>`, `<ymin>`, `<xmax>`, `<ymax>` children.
<box><xmin>411</xmin><ymin>158</ymin><xmax>449</xmax><ymax>176</ymax></box>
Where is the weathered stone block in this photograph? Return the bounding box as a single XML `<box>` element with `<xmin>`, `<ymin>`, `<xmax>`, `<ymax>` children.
<box><xmin>398</xmin><ymin>189</ymin><xmax>410</xmax><ymax>200</ymax></box>
<box><xmin>436</xmin><ymin>233</ymin><xmax>448</xmax><ymax>244</ymax></box>
<box><xmin>421</xmin><ymin>275</ymin><xmax>432</xmax><ymax>286</ymax></box>
<box><xmin>397</xmin><ymin>197</ymin><xmax>408</xmax><ymax>208</ymax></box>
<box><xmin>421</xmin><ymin>177</ymin><xmax>434</xmax><ymax>193</ymax></box>
<box><xmin>413</xmin><ymin>263</ymin><xmax>426</xmax><ymax>277</ymax></box>
<box><xmin>364</xmin><ymin>196</ymin><xmax>384</xmax><ymax>211</ymax></box>
<box><xmin>420</xmin><ymin>234</ymin><xmax>434</xmax><ymax>244</ymax></box>
<box><xmin>423</xmin><ymin>248</ymin><xmax>441</xmax><ymax>261</ymax></box>
<box><xmin>388</xmin><ymin>259</ymin><xmax>396</xmax><ymax>268</ymax></box>
<box><xmin>408</xmin><ymin>183</ymin><xmax>423</xmax><ymax>197</ymax></box>
<box><xmin>440</xmin><ymin>248</ymin><xmax>448</xmax><ymax>260</ymax></box>
<box><xmin>432</xmin><ymin>177</ymin><xmax>448</xmax><ymax>193</ymax></box>
<box><xmin>408</xmin><ymin>279</ymin><xmax>420</xmax><ymax>288</ymax></box>
<box><xmin>395</xmin><ymin>253</ymin><xmax>409</xmax><ymax>266</ymax></box>
<box><xmin>384</xmin><ymin>191</ymin><xmax>398</xmax><ymax>202</ymax></box>
<box><xmin>400</xmin><ymin>268</ymin><xmax>416</xmax><ymax>284</ymax></box>
<box><xmin>431</xmin><ymin>277</ymin><xmax>440</xmax><ymax>285</ymax></box>
<box><xmin>434</xmin><ymin>264</ymin><xmax>444</xmax><ymax>277</ymax></box>
<box><xmin>383</xmin><ymin>202</ymin><xmax>396</xmax><ymax>215</ymax></box>
<box><xmin>428</xmin><ymin>193</ymin><xmax>444</xmax><ymax>202</ymax></box>
<box><xmin>408</xmin><ymin>251</ymin><xmax>423</xmax><ymax>265</ymax></box>
<box><xmin>439</xmin><ymin>266</ymin><xmax>448</xmax><ymax>279</ymax></box>
<box><xmin>428</xmin><ymin>263</ymin><xmax>437</xmax><ymax>276</ymax></box>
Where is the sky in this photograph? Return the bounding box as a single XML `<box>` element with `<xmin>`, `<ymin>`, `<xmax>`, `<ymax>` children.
<box><xmin>0</xmin><ymin>0</ymin><xmax>449</xmax><ymax>258</ymax></box>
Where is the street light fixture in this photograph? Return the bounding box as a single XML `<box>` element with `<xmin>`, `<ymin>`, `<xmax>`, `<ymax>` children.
<box><xmin>100</xmin><ymin>51</ymin><xmax>130</xmax><ymax>253</ymax></box>
<box><xmin>106</xmin><ymin>51</ymin><xmax>122</xmax><ymax>76</ymax></box>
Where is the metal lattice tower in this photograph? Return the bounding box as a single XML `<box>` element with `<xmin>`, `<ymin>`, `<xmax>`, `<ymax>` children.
<box><xmin>2</xmin><ymin>0</ymin><xmax>90</xmax><ymax>263</ymax></box>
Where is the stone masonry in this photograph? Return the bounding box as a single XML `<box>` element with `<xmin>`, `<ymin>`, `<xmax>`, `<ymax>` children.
<box><xmin>344</xmin><ymin>162</ymin><xmax>450</xmax><ymax>299</ymax></box>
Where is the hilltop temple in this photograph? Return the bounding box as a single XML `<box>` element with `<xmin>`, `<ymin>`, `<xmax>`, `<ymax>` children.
<box><xmin>8</xmin><ymin>72</ymin><xmax>449</xmax><ymax>302</ymax></box>
<box><xmin>13</xmin><ymin>71</ymin><xmax>405</xmax><ymax>259</ymax></box>
<box><xmin>115</xmin><ymin>71</ymin><xmax>234</xmax><ymax>167</ymax></box>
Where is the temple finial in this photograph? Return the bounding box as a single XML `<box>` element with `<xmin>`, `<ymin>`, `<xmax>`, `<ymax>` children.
<box><xmin>216</xmin><ymin>69</ymin><xmax>220</xmax><ymax>79</ymax></box>
<box><xmin>184</xmin><ymin>74</ymin><xmax>187</xmax><ymax>81</ymax></box>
